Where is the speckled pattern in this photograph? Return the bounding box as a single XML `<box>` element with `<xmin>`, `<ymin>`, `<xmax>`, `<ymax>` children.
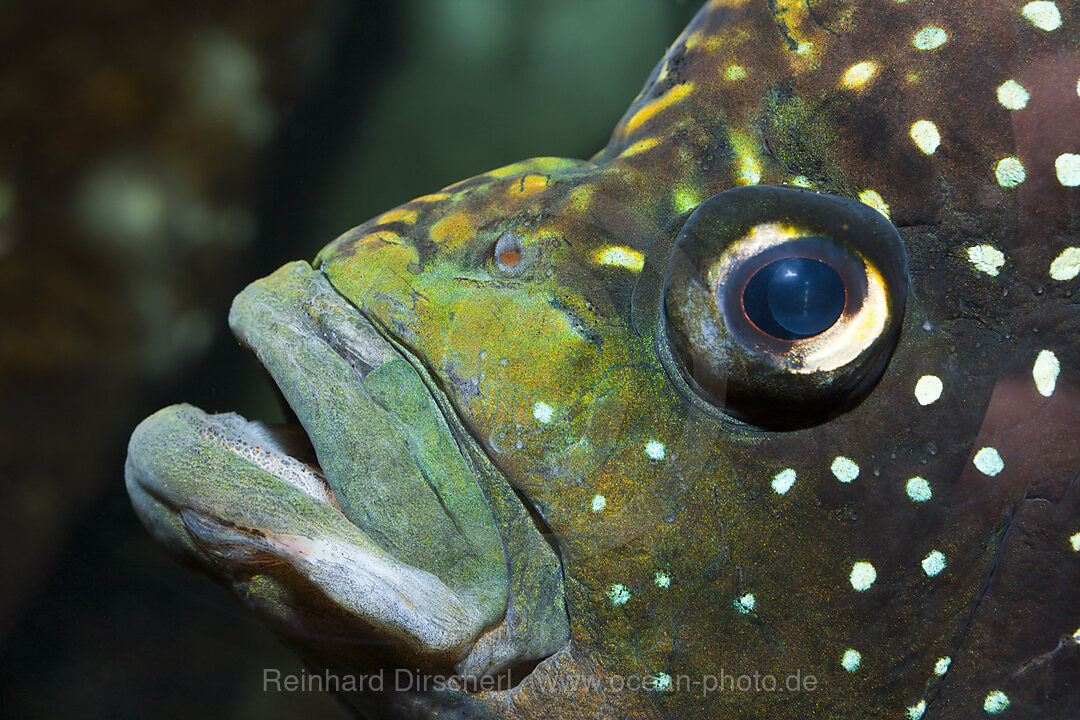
<box><xmin>139</xmin><ymin>0</ymin><xmax>1080</xmax><ymax>718</ymax></box>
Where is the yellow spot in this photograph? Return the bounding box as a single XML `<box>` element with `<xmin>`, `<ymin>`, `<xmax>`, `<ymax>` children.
<box><xmin>725</xmin><ymin>65</ymin><xmax>747</xmax><ymax>81</ymax></box>
<box><xmin>995</xmin><ymin>156</ymin><xmax>1026</xmax><ymax>187</ymax></box>
<box><xmin>858</xmin><ymin>189</ymin><xmax>890</xmax><ymax>219</ymax></box>
<box><xmin>624</xmin><ymin>83</ymin><xmax>694</xmax><ymax>135</ymax></box>
<box><xmin>413</xmin><ymin>192</ymin><xmax>450</xmax><ymax>203</ymax></box>
<box><xmin>967</xmin><ymin>245</ymin><xmax>1006</xmax><ymax>276</ymax></box>
<box><xmin>487</xmin><ymin>162</ymin><xmax>529</xmax><ymax>179</ymax></box>
<box><xmin>486</xmin><ymin>157</ymin><xmax>587</xmax><ymax>178</ymax></box>
<box><xmin>841</xmin><ymin>61</ymin><xmax>878</xmax><ymax>89</ymax></box>
<box><xmin>1050</xmin><ymin>247</ymin><xmax>1080</xmax><ymax>281</ymax></box>
<box><xmin>996</xmin><ymin>80</ymin><xmax>1030</xmax><ymax>110</ymax></box>
<box><xmin>730</xmin><ymin>131</ymin><xmax>761</xmax><ymax>185</ymax></box>
<box><xmin>595</xmin><ymin>246</ymin><xmax>645</xmax><ymax>272</ymax></box>
<box><xmin>429</xmin><ymin>213</ymin><xmax>471</xmax><ymax>247</ymax></box>
<box><xmin>357</xmin><ymin>230</ymin><xmax>405</xmax><ymax>247</ymax></box>
<box><xmin>376</xmin><ymin>207</ymin><xmax>418</xmax><ymax>225</ymax></box>
<box><xmin>514</xmin><ymin>174</ymin><xmax>549</xmax><ymax>195</ymax></box>
<box><xmin>913</xmin><ymin>26</ymin><xmax>948</xmax><ymax>50</ymax></box>
<box><xmin>618</xmin><ymin>137</ymin><xmax>660</xmax><ymax>158</ymax></box>
<box><xmin>910</xmin><ymin>120</ymin><xmax>941</xmax><ymax>154</ymax></box>
<box><xmin>791</xmin><ymin>175</ymin><xmax>813</xmax><ymax>188</ymax></box>
<box><xmin>673</xmin><ymin>187</ymin><xmax>700</xmax><ymax>213</ymax></box>
<box><xmin>567</xmin><ymin>185</ymin><xmax>593</xmax><ymax>211</ymax></box>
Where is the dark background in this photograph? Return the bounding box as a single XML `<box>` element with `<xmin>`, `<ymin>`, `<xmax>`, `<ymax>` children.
<box><xmin>0</xmin><ymin>1</ymin><xmax>699</xmax><ymax>717</ymax></box>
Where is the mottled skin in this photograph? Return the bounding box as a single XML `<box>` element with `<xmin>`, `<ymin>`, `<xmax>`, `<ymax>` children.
<box><xmin>128</xmin><ymin>1</ymin><xmax>1080</xmax><ymax>718</ymax></box>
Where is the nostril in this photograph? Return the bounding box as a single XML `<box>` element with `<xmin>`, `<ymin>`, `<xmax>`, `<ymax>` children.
<box><xmin>495</xmin><ymin>231</ymin><xmax>524</xmax><ymax>270</ymax></box>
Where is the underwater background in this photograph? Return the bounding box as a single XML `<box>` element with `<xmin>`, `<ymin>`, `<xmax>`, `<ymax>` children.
<box><xmin>0</xmin><ymin>1</ymin><xmax>700</xmax><ymax>717</ymax></box>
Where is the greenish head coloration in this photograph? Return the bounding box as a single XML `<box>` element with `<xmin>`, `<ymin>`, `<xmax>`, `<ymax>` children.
<box><xmin>127</xmin><ymin>1</ymin><xmax>1080</xmax><ymax>718</ymax></box>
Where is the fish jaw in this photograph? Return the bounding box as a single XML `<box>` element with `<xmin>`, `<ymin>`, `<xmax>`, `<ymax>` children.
<box><xmin>125</xmin><ymin>261</ymin><xmax>568</xmax><ymax>676</ymax></box>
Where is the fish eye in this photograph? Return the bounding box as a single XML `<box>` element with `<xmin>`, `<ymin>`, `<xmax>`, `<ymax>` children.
<box><xmin>742</xmin><ymin>256</ymin><xmax>846</xmax><ymax>340</ymax></box>
<box><xmin>661</xmin><ymin>185</ymin><xmax>908</xmax><ymax>429</ymax></box>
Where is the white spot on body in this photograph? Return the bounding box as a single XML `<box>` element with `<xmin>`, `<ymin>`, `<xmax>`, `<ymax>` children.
<box><xmin>653</xmin><ymin>672</ymin><xmax>672</xmax><ymax>691</ymax></box>
<box><xmin>655</xmin><ymin>572</ymin><xmax>671</xmax><ymax>588</ymax></box>
<box><xmin>922</xmin><ymin>550</ymin><xmax>947</xmax><ymax>576</ymax></box>
<box><xmin>967</xmin><ymin>245</ymin><xmax>1006</xmax><ymax>276</ymax></box>
<box><xmin>1069</xmin><ymin>532</ymin><xmax>1080</xmax><ymax>552</ymax></box>
<box><xmin>645</xmin><ymin>440</ymin><xmax>666</xmax><ymax>461</ymax></box>
<box><xmin>740</xmin><ymin>156</ymin><xmax>762</xmax><ymax>185</ymax></box>
<box><xmin>831</xmin><ymin>456</ymin><xmax>860</xmax><ymax>483</ymax></box>
<box><xmin>915</xmin><ymin>375</ymin><xmax>943</xmax><ymax>405</ymax></box>
<box><xmin>974</xmin><ymin>447</ymin><xmax>1004</xmax><ymax>476</ymax></box>
<box><xmin>996</xmin><ymin>80</ymin><xmax>1030</xmax><ymax>109</ymax></box>
<box><xmin>772</xmin><ymin>468</ymin><xmax>797</xmax><ymax>495</ymax></box>
<box><xmin>591</xmin><ymin>494</ymin><xmax>607</xmax><ymax>512</ymax></box>
<box><xmin>910</xmin><ymin>120</ymin><xmax>941</xmax><ymax>154</ymax></box>
<box><xmin>1022</xmin><ymin>1</ymin><xmax>1062</xmax><ymax>31</ymax></box>
<box><xmin>935</xmin><ymin>657</ymin><xmax>952</xmax><ymax>675</ymax></box>
<box><xmin>908</xmin><ymin>700</ymin><xmax>927</xmax><ymax>720</ymax></box>
<box><xmin>1050</xmin><ymin>247</ymin><xmax>1080</xmax><ymax>280</ymax></box>
<box><xmin>608</xmin><ymin>584</ymin><xmax>631</xmax><ymax>606</ymax></box>
<box><xmin>913</xmin><ymin>26</ymin><xmax>948</xmax><ymax>50</ymax></box>
<box><xmin>735</xmin><ymin>593</ymin><xmax>755</xmax><ymax>613</ymax></box>
<box><xmin>984</xmin><ymin>690</ymin><xmax>1010</xmax><ymax>713</ymax></box>
<box><xmin>842</xmin><ymin>61</ymin><xmax>878</xmax><ymax>89</ymax></box>
<box><xmin>907</xmin><ymin>477</ymin><xmax>933</xmax><ymax>502</ymax></box>
<box><xmin>532</xmin><ymin>401</ymin><xmax>554</xmax><ymax>424</ymax></box>
<box><xmin>850</xmin><ymin>562</ymin><xmax>877</xmax><ymax>591</ymax></box>
<box><xmin>841</xmin><ymin>649</ymin><xmax>862</xmax><ymax>671</ymax></box>
<box><xmin>1033</xmin><ymin>350</ymin><xmax>1059</xmax><ymax>397</ymax></box>
<box><xmin>1056</xmin><ymin>153</ymin><xmax>1080</xmax><ymax>186</ymax></box>
<box><xmin>995</xmin><ymin>156</ymin><xmax>1026</xmax><ymax>187</ymax></box>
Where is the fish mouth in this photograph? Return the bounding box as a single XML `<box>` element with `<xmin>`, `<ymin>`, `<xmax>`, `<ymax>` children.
<box><xmin>125</xmin><ymin>260</ymin><xmax>568</xmax><ymax>677</ymax></box>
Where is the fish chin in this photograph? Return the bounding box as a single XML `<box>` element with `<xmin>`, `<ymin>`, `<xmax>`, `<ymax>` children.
<box><xmin>125</xmin><ymin>261</ymin><xmax>569</xmax><ymax>677</ymax></box>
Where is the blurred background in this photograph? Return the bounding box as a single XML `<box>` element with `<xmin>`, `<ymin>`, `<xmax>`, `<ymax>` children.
<box><xmin>0</xmin><ymin>1</ymin><xmax>699</xmax><ymax>717</ymax></box>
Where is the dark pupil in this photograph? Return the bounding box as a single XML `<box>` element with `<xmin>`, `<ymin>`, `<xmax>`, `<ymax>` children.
<box><xmin>742</xmin><ymin>257</ymin><xmax>846</xmax><ymax>340</ymax></box>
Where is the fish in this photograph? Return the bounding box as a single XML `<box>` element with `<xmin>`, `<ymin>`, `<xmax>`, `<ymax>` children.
<box><xmin>125</xmin><ymin>0</ymin><xmax>1080</xmax><ymax>718</ymax></box>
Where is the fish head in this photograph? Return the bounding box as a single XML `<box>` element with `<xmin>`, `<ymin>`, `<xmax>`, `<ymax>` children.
<box><xmin>126</xmin><ymin>1</ymin><xmax>1080</xmax><ymax>718</ymax></box>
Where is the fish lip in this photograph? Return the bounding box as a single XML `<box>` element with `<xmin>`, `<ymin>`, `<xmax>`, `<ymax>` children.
<box><xmin>126</xmin><ymin>405</ymin><xmax>338</xmax><ymax>516</ymax></box>
<box><xmin>128</xmin><ymin>260</ymin><xmax>523</xmax><ymax>665</ymax></box>
<box><xmin>126</xmin><ymin>258</ymin><xmax>480</xmax><ymax>545</ymax></box>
